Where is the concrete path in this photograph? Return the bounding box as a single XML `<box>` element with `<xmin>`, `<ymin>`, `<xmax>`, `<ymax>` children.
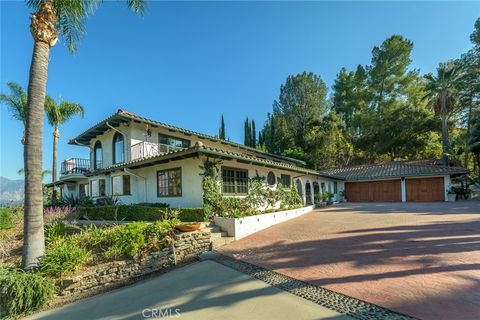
<box><xmin>28</xmin><ymin>260</ymin><xmax>351</xmax><ymax>320</ymax></box>
<box><xmin>220</xmin><ymin>202</ymin><xmax>480</xmax><ymax>320</ymax></box>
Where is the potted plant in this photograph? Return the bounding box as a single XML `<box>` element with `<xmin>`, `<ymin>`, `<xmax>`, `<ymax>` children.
<box><xmin>447</xmin><ymin>188</ymin><xmax>457</xmax><ymax>202</ymax></box>
<box><xmin>175</xmin><ymin>222</ymin><xmax>201</xmax><ymax>232</ymax></box>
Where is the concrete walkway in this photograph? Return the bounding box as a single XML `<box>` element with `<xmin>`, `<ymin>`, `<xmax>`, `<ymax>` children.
<box><xmin>28</xmin><ymin>260</ymin><xmax>351</xmax><ymax>320</ymax></box>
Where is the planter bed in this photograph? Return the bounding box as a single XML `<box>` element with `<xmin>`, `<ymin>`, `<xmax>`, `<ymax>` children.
<box><xmin>214</xmin><ymin>205</ymin><xmax>315</xmax><ymax>240</ymax></box>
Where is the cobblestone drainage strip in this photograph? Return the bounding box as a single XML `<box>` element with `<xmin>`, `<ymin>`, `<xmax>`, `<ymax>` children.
<box><xmin>209</xmin><ymin>254</ymin><xmax>418</xmax><ymax>320</ymax></box>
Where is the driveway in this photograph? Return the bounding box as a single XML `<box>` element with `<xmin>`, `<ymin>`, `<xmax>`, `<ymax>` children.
<box><xmin>28</xmin><ymin>260</ymin><xmax>350</xmax><ymax>320</ymax></box>
<box><xmin>219</xmin><ymin>202</ymin><xmax>480</xmax><ymax>320</ymax></box>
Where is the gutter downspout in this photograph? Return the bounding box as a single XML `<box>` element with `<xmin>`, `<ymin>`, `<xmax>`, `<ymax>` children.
<box><xmin>124</xmin><ymin>168</ymin><xmax>147</xmax><ymax>203</ymax></box>
<box><xmin>106</xmin><ymin>122</ymin><xmax>124</xmax><ymax>135</ymax></box>
<box><xmin>73</xmin><ymin>140</ymin><xmax>90</xmax><ymax>147</ymax></box>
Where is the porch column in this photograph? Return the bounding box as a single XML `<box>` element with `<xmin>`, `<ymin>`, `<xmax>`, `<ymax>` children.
<box><xmin>401</xmin><ymin>177</ymin><xmax>406</xmax><ymax>202</ymax></box>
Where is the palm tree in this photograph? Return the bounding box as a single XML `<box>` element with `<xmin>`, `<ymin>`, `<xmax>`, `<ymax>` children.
<box><xmin>17</xmin><ymin>168</ymin><xmax>52</xmax><ymax>180</ymax></box>
<box><xmin>45</xmin><ymin>97</ymin><xmax>84</xmax><ymax>201</ymax></box>
<box><xmin>424</xmin><ymin>62</ymin><xmax>464</xmax><ymax>166</ymax></box>
<box><xmin>22</xmin><ymin>0</ymin><xmax>147</xmax><ymax>270</ymax></box>
<box><xmin>0</xmin><ymin>82</ymin><xmax>28</xmax><ymax>144</ymax></box>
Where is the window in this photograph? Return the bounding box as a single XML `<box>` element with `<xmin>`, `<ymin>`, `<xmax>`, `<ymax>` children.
<box><xmin>267</xmin><ymin>171</ymin><xmax>276</xmax><ymax>186</ymax></box>
<box><xmin>222</xmin><ymin>167</ymin><xmax>248</xmax><ymax>195</ymax></box>
<box><xmin>91</xmin><ymin>180</ymin><xmax>98</xmax><ymax>197</ymax></box>
<box><xmin>99</xmin><ymin>179</ymin><xmax>106</xmax><ymax>196</ymax></box>
<box><xmin>321</xmin><ymin>182</ymin><xmax>325</xmax><ymax>192</ymax></box>
<box><xmin>112</xmin><ymin>175</ymin><xmax>131</xmax><ymax>196</ymax></box>
<box><xmin>159</xmin><ymin>134</ymin><xmax>190</xmax><ymax>149</ymax></box>
<box><xmin>334</xmin><ymin>181</ymin><xmax>338</xmax><ymax>194</ymax></box>
<box><xmin>157</xmin><ymin>168</ymin><xmax>182</xmax><ymax>197</ymax></box>
<box><xmin>112</xmin><ymin>132</ymin><xmax>125</xmax><ymax>164</ymax></box>
<box><xmin>79</xmin><ymin>183</ymin><xmax>88</xmax><ymax>198</ymax></box>
<box><xmin>93</xmin><ymin>141</ymin><xmax>103</xmax><ymax>169</ymax></box>
<box><xmin>279</xmin><ymin>174</ymin><xmax>291</xmax><ymax>187</ymax></box>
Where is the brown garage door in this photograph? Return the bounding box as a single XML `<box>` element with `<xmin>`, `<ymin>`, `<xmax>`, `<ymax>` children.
<box><xmin>406</xmin><ymin>177</ymin><xmax>444</xmax><ymax>202</ymax></box>
<box><xmin>345</xmin><ymin>180</ymin><xmax>401</xmax><ymax>202</ymax></box>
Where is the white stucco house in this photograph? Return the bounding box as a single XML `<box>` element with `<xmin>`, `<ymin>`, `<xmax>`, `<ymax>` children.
<box><xmin>53</xmin><ymin>109</ymin><xmax>343</xmax><ymax>208</ymax></box>
<box><xmin>51</xmin><ymin>109</ymin><xmax>468</xmax><ymax>207</ymax></box>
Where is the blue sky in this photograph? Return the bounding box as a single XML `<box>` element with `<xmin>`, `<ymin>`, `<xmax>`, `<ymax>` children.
<box><xmin>1</xmin><ymin>1</ymin><xmax>479</xmax><ymax>180</ymax></box>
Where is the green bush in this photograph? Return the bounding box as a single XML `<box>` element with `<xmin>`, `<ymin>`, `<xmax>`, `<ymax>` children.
<box><xmin>0</xmin><ymin>207</ymin><xmax>15</xmax><ymax>229</ymax></box>
<box><xmin>78</xmin><ymin>205</ymin><xmax>206</xmax><ymax>222</ymax></box>
<box><xmin>136</xmin><ymin>202</ymin><xmax>170</xmax><ymax>208</ymax></box>
<box><xmin>114</xmin><ymin>222</ymin><xmax>147</xmax><ymax>258</ymax></box>
<box><xmin>44</xmin><ymin>222</ymin><xmax>68</xmax><ymax>243</ymax></box>
<box><xmin>0</xmin><ymin>268</ymin><xmax>55</xmax><ymax>317</ymax></box>
<box><xmin>82</xmin><ymin>219</ymin><xmax>179</xmax><ymax>260</ymax></box>
<box><xmin>39</xmin><ymin>236</ymin><xmax>91</xmax><ymax>278</ymax></box>
<box><xmin>177</xmin><ymin>208</ymin><xmax>207</xmax><ymax>222</ymax></box>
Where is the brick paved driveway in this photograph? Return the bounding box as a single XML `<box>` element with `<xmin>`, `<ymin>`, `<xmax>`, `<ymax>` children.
<box><xmin>219</xmin><ymin>202</ymin><xmax>480</xmax><ymax>320</ymax></box>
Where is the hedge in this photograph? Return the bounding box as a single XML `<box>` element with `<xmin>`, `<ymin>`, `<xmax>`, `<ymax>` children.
<box><xmin>0</xmin><ymin>268</ymin><xmax>55</xmax><ymax>317</ymax></box>
<box><xmin>78</xmin><ymin>205</ymin><xmax>207</xmax><ymax>222</ymax></box>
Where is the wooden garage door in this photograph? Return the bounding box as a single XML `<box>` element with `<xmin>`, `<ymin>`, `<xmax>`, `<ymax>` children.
<box><xmin>406</xmin><ymin>177</ymin><xmax>444</xmax><ymax>202</ymax></box>
<box><xmin>345</xmin><ymin>180</ymin><xmax>401</xmax><ymax>202</ymax></box>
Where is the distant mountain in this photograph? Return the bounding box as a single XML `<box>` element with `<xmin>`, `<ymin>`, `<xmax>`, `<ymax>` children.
<box><xmin>0</xmin><ymin>177</ymin><xmax>24</xmax><ymax>204</ymax></box>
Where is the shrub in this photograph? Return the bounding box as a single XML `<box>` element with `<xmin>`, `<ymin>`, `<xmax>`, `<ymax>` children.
<box><xmin>39</xmin><ymin>236</ymin><xmax>91</xmax><ymax>278</ymax></box>
<box><xmin>78</xmin><ymin>206</ymin><xmax>206</xmax><ymax>222</ymax></box>
<box><xmin>114</xmin><ymin>222</ymin><xmax>147</xmax><ymax>258</ymax></box>
<box><xmin>0</xmin><ymin>207</ymin><xmax>15</xmax><ymax>229</ymax></box>
<box><xmin>136</xmin><ymin>202</ymin><xmax>169</xmax><ymax>208</ymax></box>
<box><xmin>44</xmin><ymin>222</ymin><xmax>68</xmax><ymax>244</ymax></box>
<box><xmin>43</xmin><ymin>205</ymin><xmax>77</xmax><ymax>224</ymax></box>
<box><xmin>0</xmin><ymin>268</ymin><xmax>55</xmax><ymax>317</ymax></box>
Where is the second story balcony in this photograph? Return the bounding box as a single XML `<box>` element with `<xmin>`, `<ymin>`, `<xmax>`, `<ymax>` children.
<box><xmin>131</xmin><ymin>141</ymin><xmax>183</xmax><ymax>161</ymax></box>
<box><xmin>60</xmin><ymin>158</ymin><xmax>90</xmax><ymax>179</ymax></box>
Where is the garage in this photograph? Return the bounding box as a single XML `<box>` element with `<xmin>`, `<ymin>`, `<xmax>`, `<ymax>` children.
<box><xmin>406</xmin><ymin>177</ymin><xmax>444</xmax><ymax>202</ymax></box>
<box><xmin>319</xmin><ymin>161</ymin><xmax>468</xmax><ymax>203</ymax></box>
<box><xmin>345</xmin><ymin>180</ymin><xmax>401</xmax><ymax>202</ymax></box>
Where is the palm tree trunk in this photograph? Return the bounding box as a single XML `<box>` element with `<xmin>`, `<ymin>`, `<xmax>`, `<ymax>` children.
<box><xmin>22</xmin><ymin>40</ymin><xmax>50</xmax><ymax>270</ymax></box>
<box><xmin>52</xmin><ymin>126</ymin><xmax>59</xmax><ymax>202</ymax></box>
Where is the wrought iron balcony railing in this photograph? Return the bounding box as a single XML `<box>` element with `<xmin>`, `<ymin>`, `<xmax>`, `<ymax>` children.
<box><xmin>60</xmin><ymin>158</ymin><xmax>90</xmax><ymax>176</ymax></box>
<box><xmin>131</xmin><ymin>141</ymin><xmax>181</xmax><ymax>161</ymax></box>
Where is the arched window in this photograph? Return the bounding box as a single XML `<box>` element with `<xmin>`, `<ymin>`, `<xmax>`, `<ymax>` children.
<box><xmin>112</xmin><ymin>132</ymin><xmax>125</xmax><ymax>164</ymax></box>
<box><xmin>93</xmin><ymin>141</ymin><xmax>103</xmax><ymax>169</ymax></box>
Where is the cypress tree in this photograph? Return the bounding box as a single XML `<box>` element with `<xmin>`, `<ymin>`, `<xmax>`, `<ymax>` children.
<box><xmin>219</xmin><ymin>114</ymin><xmax>226</xmax><ymax>139</ymax></box>
<box><xmin>251</xmin><ymin>120</ymin><xmax>256</xmax><ymax>147</ymax></box>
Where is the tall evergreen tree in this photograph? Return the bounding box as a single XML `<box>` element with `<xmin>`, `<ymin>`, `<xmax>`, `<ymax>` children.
<box><xmin>251</xmin><ymin>120</ymin><xmax>256</xmax><ymax>147</ymax></box>
<box><xmin>244</xmin><ymin>117</ymin><xmax>251</xmax><ymax>146</ymax></box>
<box><xmin>218</xmin><ymin>114</ymin><xmax>226</xmax><ymax>139</ymax></box>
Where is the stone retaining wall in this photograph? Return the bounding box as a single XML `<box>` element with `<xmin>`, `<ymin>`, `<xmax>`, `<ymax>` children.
<box><xmin>57</xmin><ymin>230</ymin><xmax>211</xmax><ymax>297</ymax></box>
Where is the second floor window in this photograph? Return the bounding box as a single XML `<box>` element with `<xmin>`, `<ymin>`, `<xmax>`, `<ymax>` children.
<box><xmin>93</xmin><ymin>141</ymin><xmax>103</xmax><ymax>169</ymax></box>
<box><xmin>113</xmin><ymin>132</ymin><xmax>125</xmax><ymax>164</ymax></box>
<box><xmin>159</xmin><ymin>133</ymin><xmax>190</xmax><ymax>149</ymax></box>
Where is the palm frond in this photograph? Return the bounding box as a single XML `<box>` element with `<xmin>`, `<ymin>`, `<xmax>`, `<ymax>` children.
<box><xmin>0</xmin><ymin>81</ymin><xmax>28</xmax><ymax>124</ymax></box>
<box><xmin>45</xmin><ymin>96</ymin><xmax>84</xmax><ymax>126</ymax></box>
<box><xmin>58</xmin><ymin>101</ymin><xmax>84</xmax><ymax>124</ymax></box>
<box><xmin>125</xmin><ymin>0</ymin><xmax>148</xmax><ymax>15</ymax></box>
<box><xmin>27</xmin><ymin>0</ymin><xmax>146</xmax><ymax>53</ymax></box>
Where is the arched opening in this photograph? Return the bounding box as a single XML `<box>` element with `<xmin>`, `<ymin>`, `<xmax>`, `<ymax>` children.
<box><xmin>313</xmin><ymin>182</ymin><xmax>320</xmax><ymax>203</ymax></box>
<box><xmin>93</xmin><ymin>141</ymin><xmax>103</xmax><ymax>169</ymax></box>
<box><xmin>305</xmin><ymin>181</ymin><xmax>312</xmax><ymax>205</ymax></box>
<box><xmin>295</xmin><ymin>179</ymin><xmax>303</xmax><ymax>205</ymax></box>
<box><xmin>112</xmin><ymin>132</ymin><xmax>125</xmax><ymax>164</ymax></box>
